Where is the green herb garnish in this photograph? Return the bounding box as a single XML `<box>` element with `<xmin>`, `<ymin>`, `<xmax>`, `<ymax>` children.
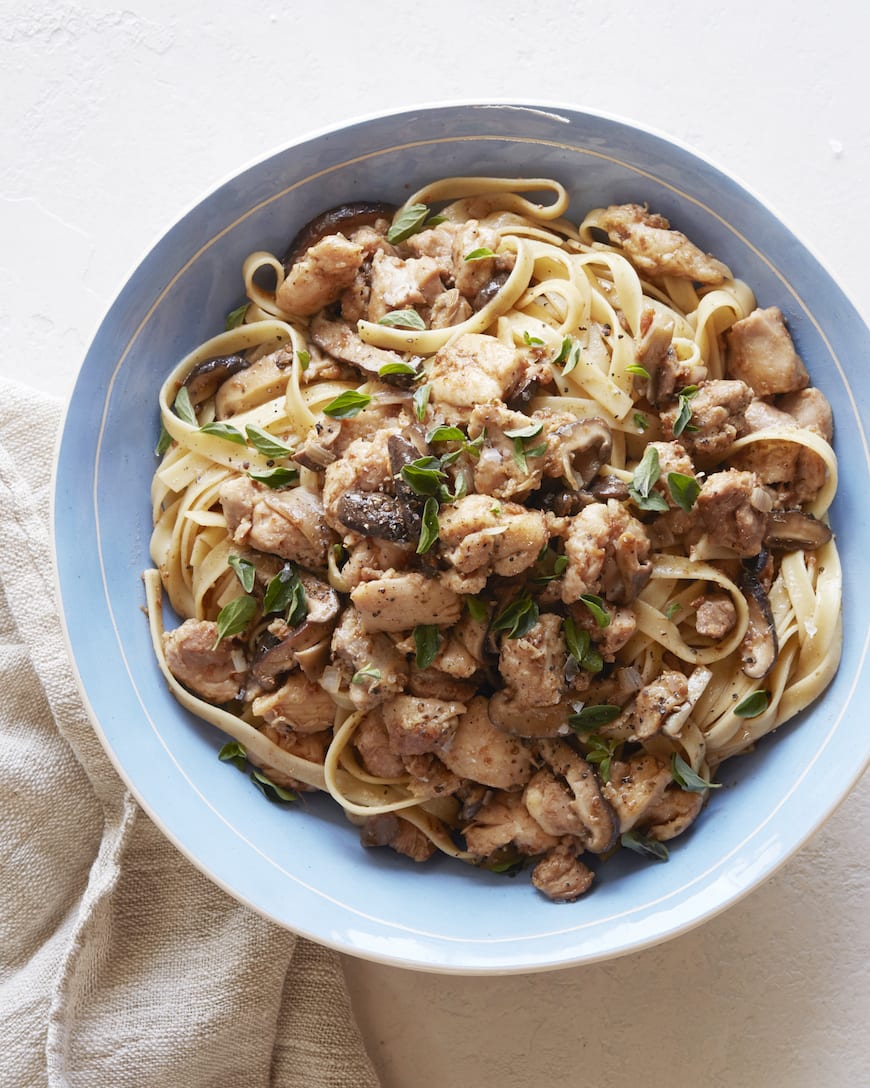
<box><xmin>245</xmin><ymin>425</ymin><xmax>294</xmax><ymax>458</ymax></box>
<box><xmin>671</xmin><ymin>753</ymin><xmax>722</xmax><ymax>793</ymax></box>
<box><xmin>225</xmin><ymin>302</ymin><xmax>248</xmax><ymax>330</ymax></box>
<box><xmin>491</xmin><ymin>596</ymin><xmax>539</xmax><ymax>640</ymax></box>
<box><xmin>568</xmin><ymin>704</ymin><xmax>621</xmax><ymax>731</ymax></box>
<box><xmin>413</xmin><ymin>382</ymin><xmax>431</xmax><ymax>422</ymax></box>
<box><xmin>413</xmin><ymin>625</ymin><xmax>442</xmax><ymax>670</ymax></box>
<box><xmin>465</xmin><ymin>597</ymin><xmax>488</xmax><ymax>623</ymax></box>
<box><xmin>227</xmin><ymin>554</ymin><xmax>256</xmax><ymax>593</ymax></box>
<box><xmin>378</xmin><ymin>360</ymin><xmax>421</xmax><ymax>377</ymax></box>
<box><xmin>378</xmin><ymin>309</ymin><xmax>426</xmax><ymax>330</ymax></box>
<box><xmin>387</xmin><ymin>203</ymin><xmax>430</xmax><ymax>244</ymax></box>
<box><xmin>734</xmin><ymin>690</ymin><xmax>769</xmax><ymax>718</ymax></box>
<box><xmin>247</xmin><ymin>467</ymin><xmax>299</xmax><ymax>489</ymax></box>
<box><xmin>263</xmin><ymin>563</ymin><xmax>307</xmax><ymax>626</ymax></box>
<box><xmin>352</xmin><ymin>663</ymin><xmax>382</xmax><ymax>685</ymax></box>
<box><xmin>173</xmin><ymin>385</ymin><xmax>197</xmax><ymax>426</ymax></box>
<box><xmin>667</xmin><ymin>471</ymin><xmax>700</xmax><ymax>512</ymax></box>
<box><xmin>629</xmin><ymin>445</ymin><xmax>669</xmax><ymax>512</ymax></box>
<box><xmin>579</xmin><ymin>594</ymin><xmax>610</xmax><ymax>628</ymax></box>
<box><xmin>199</xmin><ymin>421</ymin><xmax>247</xmax><ymax>445</ymax></box>
<box><xmin>464</xmin><ymin>246</ymin><xmax>497</xmax><ymax>262</ymax></box>
<box><xmin>401</xmin><ymin>456</ymin><xmax>447</xmax><ymax>497</ymax></box>
<box><xmin>213</xmin><ymin>595</ymin><xmax>257</xmax><ymax>648</ymax></box>
<box><xmin>218</xmin><ymin>740</ymin><xmax>247</xmax><ymax>771</ymax></box>
<box><xmin>621</xmin><ymin>830</ymin><xmax>669</xmax><ymax>861</ymax></box>
<box><xmin>322</xmin><ymin>390</ymin><xmax>371</xmax><ymax>419</ymax></box>
<box><xmin>250</xmin><ymin>770</ymin><xmax>297</xmax><ymax>803</ymax></box>
<box><xmin>417</xmin><ymin>496</ymin><xmax>440</xmax><ymax>555</ymax></box>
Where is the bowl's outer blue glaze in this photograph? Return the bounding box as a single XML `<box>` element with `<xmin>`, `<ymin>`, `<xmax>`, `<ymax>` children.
<box><xmin>54</xmin><ymin>103</ymin><xmax>869</xmax><ymax>973</ymax></box>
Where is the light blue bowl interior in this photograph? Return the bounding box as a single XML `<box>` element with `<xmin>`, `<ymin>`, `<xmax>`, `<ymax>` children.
<box><xmin>54</xmin><ymin>103</ymin><xmax>870</xmax><ymax>973</ymax></box>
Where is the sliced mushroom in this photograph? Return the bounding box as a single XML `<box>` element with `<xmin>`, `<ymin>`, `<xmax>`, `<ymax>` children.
<box><xmin>764</xmin><ymin>509</ymin><xmax>833</xmax><ymax>551</ymax></box>
<box><xmin>182</xmin><ymin>354</ymin><xmax>250</xmax><ymax>407</ymax></box>
<box><xmin>387</xmin><ymin>434</ymin><xmax>425</xmax><ymax>539</ymax></box>
<box><xmin>283</xmin><ymin>201</ymin><xmax>396</xmax><ymax>270</ymax></box>
<box><xmin>472</xmin><ymin>270</ymin><xmax>510</xmax><ymax>311</ymax></box>
<box><xmin>529</xmin><ymin>738</ymin><xmax>620</xmax><ymax>854</ymax></box>
<box><xmin>336</xmin><ymin>491</ymin><xmax>410</xmax><ymax>542</ymax></box>
<box><xmin>587</xmin><ymin>473</ymin><xmax>631</xmax><ymax>502</ymax></box>
<box><xmin>294</xmin><ymin>418</ymin><xmax>343</xmax><ymax>470</ymax></box>
<box><xmin>488</xmin><ymin>692</ymin><xmax>575</xmax><ymax>739</ymax></box>
<box><xmin>309</xmin><ymin>313</ymin><xmax>419</xmax><ymax>385</ymax></box>
<box><xmin>251</xmin><ymin>573</ymin><xmax>339</xmax><ymax>689</ymax></box>
<box><xmin>545</xmin><ymin>417</ymin><xmax>613</xmax><ymax>488</ymax></box>
<box><xmin>740</xmin><ymin>554</ymin><xmax>778</xmax><ymax>679</ymax></box>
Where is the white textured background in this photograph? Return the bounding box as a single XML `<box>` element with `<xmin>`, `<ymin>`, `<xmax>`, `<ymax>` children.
<box><xmin>3</xmin><ymin>2</ymin><xmax>868</xmax><ymax>1085</ymax></box>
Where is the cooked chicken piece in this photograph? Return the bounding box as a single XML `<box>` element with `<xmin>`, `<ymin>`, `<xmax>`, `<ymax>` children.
<box><xmin>642</xmin><ymin>787</ymin><xmax>705</xmax><ymax>841</ymax></box>
<box><xmin>402</xmin><ymin>752</ymin><xmax>462</xmax><ymax>799</ymax></box>
<box><xmin>366</xmin><ymin>250</ymin><xmax>445</xmax><ymax>323</ymax></box>
<box><xmin>352</xmin><ymin>706</ymin><xmax>406</xmax><ymax>778</ymax></box>
<box><xmin>438</xmin><ymin>494</ymin><xmax>548</xmax><ymax>594</ymax></box>
<box><xmin>428</xmin><ymin>333</ymin><xmax>524</xmax><ymax>414</ymax></box>
<box><xmin>736</xmin><ymin>394</ymin><xmax>831</xmax><ymax>507</ymax></box>
<box><xmin>602</xmin><ymin>753</ymin><xmax>672</xmax><ymax>833</ymax></box>
<box><xmin>406</xmin><ymin>666</ymin><xmax>478</xmax><ymax>703</ymax></box>
<box><xmin>726</xmin><ymin>306</ymin><xmax>810</xmax><ymax>397</ymax></box>
<box><xmin>568</xmin><ymin>602</ymin><xmax>637</xmax><ymax>661</ymax></box>
<box><xmin>330</xmin><ymin>606</ymin><xmax>409</xmax><ymax>710</ymax></box>
<box><xmin>529</xmin><ymin>739</ymin><xmax>619</xmax><ymax>853</ymax></box>
<box><xmin>693</xmin><ymin>592</ymin><xmax>738</xmax><ymax>639</ymax></box>
<box><xmin>531</xmin><ymin>843</ymin><xmax>594</xmax><ymax>902</ymax></box>
<box><xmin>608</xmin><ymin>671</ymin><xmax>689</xmax><ymax>741</ymax></box>
<box><xmin>776</xmin><ymin>387</ymin><xmax>833</xmax><ymax>441</ymax></box>
<box><xmin>339</xmin><ymin>538</ymin><xmax>414</xmax><ymax>590</ymax></box>
<box><xmin>350</xmin><ymin>571</ymin><xmax>462</xmax><ymax>632</ymax></box>
<box><xmin>162</xmin><ymin>618</ymin><xmax>247</xmax><ymax>703</ymax></box>
<box><xmin>251</xmin><ymin>673</ymin><xmax>337</xmax><ymax>734</ymax></box>
<box><xmin>309</xmin><ymin>313</ymin><xmax>418</xmax><ymax>381</ymax></box>
<box><xmin>467</xmin><ymin>402</ymin><xmax>546</xmax><ymax>499</ymax></box>
<box><xmin>380</xmin><ymin>695</ymin><xmax>466</xmax><ymax>756</ymax></box>
<box><xmin>660</xmin><ymin>379</ymin><xmax>752</xmax><ymax>466</ymax></box>
<box><xmin>360</xmin><ymin>813</ymin><xmax>435</xmax><ymax>862</ymax></box>
<box><xmin>463</xmin><ymin>790</ymin><xmax>560</xmax><ymax>858</ymax></box>
<box><xmin>321</xmin><ymin>429</ymin><xmax>396</xmax><ymax>534</ymax></box>
<box><xmin>220</xmin><ymin>478</ymin><xmax>334</xmax><ymax>568</ymax></box>
<box><xmin>498</xmin><ymin>613</ymin><xmax>566</xmax><ymax>708</ymax></box>
<box><xmin>561</xmin><ymin>499</ymin><xmax>652</xmax><ymax>605</ymax></box>
<box><xmin>438</xmin><ymin>696</ymin><xmax>534</xmax><ymax>790</ymax></box>
<box><xmin>696</xmin><ymin>469</ymin><xmax>772</xmax><ymax>556</ymax></box>
<box><xmin>450</xmin><ymin>220</ymin><xmax>504</xmax><ymax>299</ymax></box>
<box><xmin>589</xmin><ymin>203</ymin><xmax>730</xmax><ymax>284</ymax></box>
<box><xmin>428</xmin><ymin>287</ymin><xmax>473</xmax><ymax>329</ymax></box>
<box><xmin>404</xmin><ymin>218</ymin><xmax>505</xmax><ymax>301</ymax></box>
<box><xmin>276</xmin><ymin>233</ymin><xmax>365</xmax><ymax>316</ymax></box>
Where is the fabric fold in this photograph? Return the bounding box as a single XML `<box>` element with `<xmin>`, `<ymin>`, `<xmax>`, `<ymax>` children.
<box><xmin>0</xmin><ymin>378</ymin><xmax>380</xmax><ymax>1088</ymax></box>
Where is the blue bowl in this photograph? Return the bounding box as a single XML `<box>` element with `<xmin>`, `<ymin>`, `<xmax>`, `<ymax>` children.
<box><xmin>54</xmin><ymin>102</ymin><xmax>870</xmax><ymax>973</ymax></box>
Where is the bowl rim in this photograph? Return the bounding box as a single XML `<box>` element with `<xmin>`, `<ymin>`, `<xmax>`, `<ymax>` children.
<box><xmin>52</xmin><ymin>99</ymin><xmax>870</xmax><ymax>974</ymax></box>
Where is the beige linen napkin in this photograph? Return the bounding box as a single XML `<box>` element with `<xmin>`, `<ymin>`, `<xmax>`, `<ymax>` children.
<box><xmin>0</xmin><ymin>378</ymin><xmax>381</xmax><ymax>1088</ymax></box>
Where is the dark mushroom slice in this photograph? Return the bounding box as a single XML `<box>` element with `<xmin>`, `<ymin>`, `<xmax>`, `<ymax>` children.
<box><xmin>586</xmin><ymin>473</ymin><xmax>630</xmax><ymax>502</ymax></box>
<box><xmin>387</xmin><ymin>433</ymin><xmax>426</xmax><ymax>539</ymax></box>
<box><xmin>531</xmin><ymin>738</ymin><xmax>620</xmax><ymax>854</ymax></box>
<box><xmin>472</xmin><ymin>270</ymin><xmax>510</xmax><ymax>311</ymax></box>
<box><xmin>764</xmin><ymin>509</ymin><xmax>833</xmax><ymax>551</ymax></box>
<box><xmin>740</xmin><ymin>553</ymin><xmax>778</xmax><ymax>679</ymax></box>
<box><xmin>282</xmin><ymin>201</ymin><xmax>397</xmax><ymax>271</ymax></box>
<box><xmin>309</xmin><ymin>314</ymin><xmax>420</xmax><ymax>386</ymax></box>
<box><xmin>182</xmin><ymin>354</ymin><xmax>250</xmax><ymax>408</ymax></box>
<box><xmin>251</xmin><ymin>573</ymin><xmax>339</xmax><ymax>689</ymax></box>
<box><xmin>337</xmin><ymin>491</ymin><xmax>411</xmax><ymax>543</ymax></box>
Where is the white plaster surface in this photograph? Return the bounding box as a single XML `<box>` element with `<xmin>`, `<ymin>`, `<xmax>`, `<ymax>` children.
<box><xmin>3</xmin><ymin>2</ymin><xmax>867</xmax><ymax>1085</ymax></box>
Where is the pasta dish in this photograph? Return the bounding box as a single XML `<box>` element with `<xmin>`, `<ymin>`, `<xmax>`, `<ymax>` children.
<box><xmin>145</xmin><ymin>177</ymin><xmax>841</xmax><ymax>901</ymax></box>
